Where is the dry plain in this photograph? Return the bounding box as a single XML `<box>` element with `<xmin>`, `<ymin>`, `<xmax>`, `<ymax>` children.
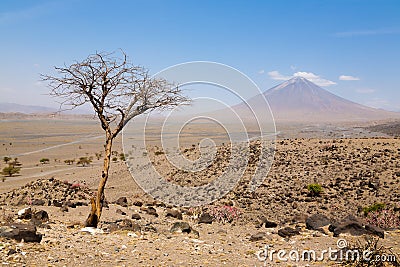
<box><xmin>0</xmin><ymin>116</ymin><xmax>399</xmax><ymax>266</ymax></box>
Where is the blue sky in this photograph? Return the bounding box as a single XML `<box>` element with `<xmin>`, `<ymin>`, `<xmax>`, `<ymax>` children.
<box><xmin>1</xmin><ymin>0</ymin><xmax>399</xmax><ymax>111</ymax></box>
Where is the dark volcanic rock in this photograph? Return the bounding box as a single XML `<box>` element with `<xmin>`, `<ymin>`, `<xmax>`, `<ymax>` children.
<box><xmin>114</xmin><ymin>197</ymin><xmax>128</xmax><ymax>207</ymax></box>
<box><xmin>333</xmin><ymin>222</ymin><xmax>368</xmax><ymax>237</ymax></box>
<box><xmin>131</xmin><ymin>213</ymin><xmax>141</xmax><ymax>220</ymax></box>
<box><xmin>0</xmin><ymin>223</ymin><xmax>42</xmax><ymax>242</ymax></box>
<box><xmin>165</xmin><ymin>208</ymin><xmax>183</xmax><ymax>220</ymax></box>
<box><xmin>32</xmin><ymin>210</ymin><xmax>49</xmax><ymax>222</ymax></box>
<box><xmin>170</xmin><ymin>222</ymin><xmax>192</xmax><ymax>234</ymax></box>
<box><xmin>306</xmin><ymin>214</ymin><xmax>331</xmax><ymax>230</ymax></box>
<box><xmin>145</xmin><ymin>206</ymin><xmax>158</xmax><ymax>217</ymax></box>
<box><xmin>198</xmin><ymin>213</ymin><xmax>213</xmax><ymax>224</ymax></box>
<box><xmin>365</xmin><ymin>224</ymin><xmax>385</xmax><ymax>239</ymax></box>
<box><xmin>278</xmin><ymin>227</ymin><xmax>300</xmax><ymax>238</ymax></box>
<box><xmin>31</xmin><ymin>199</ymin><xmax>46</xmax><ymax>206</ymax></box>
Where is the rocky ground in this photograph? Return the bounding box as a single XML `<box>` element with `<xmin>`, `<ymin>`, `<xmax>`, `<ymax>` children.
<box><xmin>1</xmin><ymin>135</ymin><xmax>400</xmax><ymax>266</ymax></box>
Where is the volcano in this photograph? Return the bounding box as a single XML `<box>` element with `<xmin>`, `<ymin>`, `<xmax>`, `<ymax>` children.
<box><xmin>238</xmin><ymin>77</ymin><xmax>400</xmax><ymax>122</ymax></box>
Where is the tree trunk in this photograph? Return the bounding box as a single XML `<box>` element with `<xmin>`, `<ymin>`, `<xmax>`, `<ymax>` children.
<box><xmin>85</xmin><ymin>137</ymin><xmax>113</xmax><ymax>227</ymax></box>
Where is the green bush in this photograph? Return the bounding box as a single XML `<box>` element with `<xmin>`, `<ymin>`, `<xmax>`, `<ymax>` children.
<box><xmin>363</xmin><ymin>203</ymin><xmax>386</xmax><ymax>216</ymax></box>
<box><xmin>40</xmin><ymin>158</ymin><xmax>50</xmax><ymax>164</ymax></box>
<box><xmin>1</xmin><ymin>165</ymin><xmax>21</xmax><ymax>177</ymax></box>
<box><xmin>307</xmin><ymin>183</ymin><xmax>322</xmax><ymax>196</ymax></box>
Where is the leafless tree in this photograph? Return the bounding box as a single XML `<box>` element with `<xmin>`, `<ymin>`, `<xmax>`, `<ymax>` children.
<box><xmin>42</xmin><ymin>51</ymin><xmax>189</xmax><ymax>227</ymax></box>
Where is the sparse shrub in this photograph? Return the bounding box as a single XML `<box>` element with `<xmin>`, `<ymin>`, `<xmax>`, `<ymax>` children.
<box><xmin>208</xmin><ymin>205</ymin><xmax>241</xmax><ymax>223</ymax></box>
<box><xmin>1</xmin><ymin>165</ymin><xmax>21</xmax><ymax>177</ymax></box>
<box><xmin>307</xmin><ymin>183</ymin><xmax>323</xmax><ymax>196</ymax></box>
<box><xmin>64</xmin><ymin>159</ymin><xmax>75</xmax><ymax>165</ymax></box>
<box><xmin>112</xmin><ymin>157</ymin><xmax>118</xmax><ymax>162</ymax></box>
<box><xmin>119</xmin><ymin>153</ymin><xmax>126</xmax><ymax>161</ymax></box>
<box><xmin>77</xmin><ymin>157</ymin><xmax>92</xmax><ymax>167</ymax></box>
<box><xmin>95</xmin><ymin>152</ymin><xmax>102</xmax><ymax>160</ymax></box>
<box><xmin>40</xmin><ymin>158</ymin><xmax>50</xmax><ymax>164</ymax></box>
<box><xmin>365</xmin><ymin>208</ymin><xmax>400</xmax><ymax>230</ymax></box>
<box><xmin>363</xmin><ymin>203</ymin><xmax>386</xmax><ymax>216</ymax></box>
<box><xmin>154</xmin><ymin>151</ymin><xmax>164</xmax><ymax>155</ymax></box>
<box><xmin>3</xmin><ymin>156</ymin><xmax>11</xmax><ymax>164</ymax></box>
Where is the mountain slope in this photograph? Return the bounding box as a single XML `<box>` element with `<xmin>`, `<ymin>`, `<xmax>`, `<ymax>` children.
<box><xmin>238</xmin><ymin>77</ymin><xmax>400</xmax><ymax>122</ymax></box>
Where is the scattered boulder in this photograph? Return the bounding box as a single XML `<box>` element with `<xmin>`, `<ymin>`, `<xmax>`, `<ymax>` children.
<box><xmin>132</xmin><ymin>200</ymin><xmax>143</xmax><ymax>207</ymax></box>
<box><xmin>306</xmin><ymin>214</ymin><xmax>331</xmax><ymax>230</ymax></box>
<box><xmin>116</xmin><ymin>209</ymin><xmax>127</xmax><ymax>216</ymax></box>
<box><xmin>144</xmin><ymin>206</ymin><xmax>158</xmax><ymax>217</ymax></box>
<box><xmin>31</xmin><ymin>199</ymin><xmax>45</xmax><ymax>206</ymax></box>
<box><xmin>0</xmin><ymin>223</ymin><xmax>42</xmax><ymax>242</ymax></box>
<box><xmin>198</xmin><ymin>213</ymin><xmax>213</xmax><ymax>224</ymax></box>
<box><xmin>258</xmin><ymin>217</ymin><xmax>277</xmax><ymax>228</ymax></box>
<box><xmin>365</xmin><ymin>224</ymin><xmax>384</xmax><ymax>239</ymax></box>
<box><xmin>329</xmin><ymin>215</ymin><xmax>384</xmax><ymax>238</ymax></box>
<box><xmin>60</xmin><ymin>206</ymin><xmax>69</xmax><ymax>212</ymax></box>
<box><xmin>114</xmin><ymin>197</ymin><xmax>128</xmax><ymax>207</ymax></box>
<box><xmin>165</xmin><ymin>208</ymin><xmax>183</xmax><ymax>220</ymax></box>
<box><xmin>118</xmin><ymin>219</ymin><xmax>141</xmax><ymax>232</ymax></box>
<box><xmin>170</xmin><ymin>222</ymin><xmax>192</xmax><ymax>234</ymax></box>
<box><xmin>333</xmin><ymin>222</ymin><xmax>368</xmax><ymax>237</ymax></box>
<box><xmin>32</xmin><ymin>210</ymin><xmax>49</xmax><ymax>222</ymax></box>
<box><xmin>249</xmin><ymin>232</ymin><xmax>266</xmax><ymax>242</ymax></box>
<box><xmin>131</xmin><ymin>213</ymin><xmax>141</xmax><ymax>220</ymax></box>
<box><xmin>278</xmin><ymin>227</ymin><xmax>300</xmax><ymax>238</ymax></box>
<box><xmin>52</xmin><ymin>200</ymin><xmax>63</xmax><ymax>207</ymax></box>
<box><xmin>17</xmin><ymin>207</ymin><xmax>32</xmax><ymax>219</ymax></box>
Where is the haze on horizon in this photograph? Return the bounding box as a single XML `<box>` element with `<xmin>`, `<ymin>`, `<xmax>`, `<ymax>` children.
<box><xmin>1</xmin><ymin>0</ymin><xmax>399</xmax><ymax>112</ymax></box>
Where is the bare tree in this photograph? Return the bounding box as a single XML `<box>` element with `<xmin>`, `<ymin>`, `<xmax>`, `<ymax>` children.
<box><xmin>42</xmin><ymin>51</ymin><xmax>189</xmax><ymax>227</ymax></box>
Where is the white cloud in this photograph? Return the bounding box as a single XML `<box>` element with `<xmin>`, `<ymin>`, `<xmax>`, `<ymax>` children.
<box><xmin>339</xmin><ymin>75</ymin><xmax>360</xmax><ymax>81</ymax></box>
<box><xmin>293</xmin><ymin>72</ymin><xmax>336</xmax><ymax>86</ymax></box>
<box><xmin>268</xmin><ymin>70</ymin><xmax>336</xmax><ymax>86</ymax></box>
<box><xmin>258</xmin><ymin>69</ymin><xmax>265</xmax><ymax>74</ymax></box>
<box><xmin>356</xmin><ymin>88</ymin><xmax>375</xmax><ymax>94</ymax></box>
<box><xmin>267</xmin><ymin>71</ymin><xmax>291</xmax><ymax>81</ymax></box>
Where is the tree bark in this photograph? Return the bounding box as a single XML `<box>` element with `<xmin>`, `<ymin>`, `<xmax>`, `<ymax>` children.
<box><xmin>85</xmin><ymin>137</ymin><xmax>113</xmax><ymax>227</ymax></box>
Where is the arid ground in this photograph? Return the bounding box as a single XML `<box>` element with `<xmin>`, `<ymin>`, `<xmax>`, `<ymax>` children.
<box><xmin>0</xmin><ymin>116</ymin><xmax>399</xmax><ymax>266</ymax></box>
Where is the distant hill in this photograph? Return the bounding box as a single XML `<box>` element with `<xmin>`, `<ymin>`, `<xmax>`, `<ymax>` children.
<box><xmin>0</xmin><ymin>102</ymin><xmax>92</xmax><ymax>115</ymax></box>
<box><xmin>0</xmin><ymin>102</ymin><xmax>57</xmax><ymax>114</ymax></box>
<box><xmin>234</xmin><ymin>77</ymin><xmax>400</xmax><ymax>122</ymax></box>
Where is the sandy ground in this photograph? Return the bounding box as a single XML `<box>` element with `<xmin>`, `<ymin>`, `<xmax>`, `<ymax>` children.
<box><xmin>0</xmin><ymin>118</ymin><xmax>399</xmax><ymax>266</ymax></box>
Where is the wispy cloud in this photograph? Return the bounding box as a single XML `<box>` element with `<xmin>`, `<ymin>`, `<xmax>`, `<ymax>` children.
<box><xmin>356</xmin><ymin>88</ymin><xmax>375</xmax><ymax>94</ymax></box>
<box><xmin>267</xmin><ymin>71</ymin><xmax>291</xmax><ymax>81</ymax></box>
<box><xmin>339</xmin><ymin>75</ymin><xmax>360</xmax><ymax>81</ymax></box>
<box><xmin>334</xmin><ymin>29</ymin><xmax>400</xmax><ymax>37</ymax></box>
<box><xmin>268</xmin><ymin>70</ymin><xmax>336</xmax><ymax>86</ymax></box>
<box><xmin>258</xmin><ymin>69</ymin><xmax>265</xmax><ymax>74</ymax></box>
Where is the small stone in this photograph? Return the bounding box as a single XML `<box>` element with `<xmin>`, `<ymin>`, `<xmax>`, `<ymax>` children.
<box><xmin>114</xmin><ymin>197</ymin><xmax>128</xmax><ymax>207</ymax></box>
<box><xmin>116</xmin><ymin>209</ymin><xmax>127</xmax><ymax>216</ymax></box>
<box><xmin>131</xmin><ymin>213</ymin><xmax>141</xmax><ymax>220</ymax></box>
<box><xmin>145</xmin><ymin>207</ymin><xmax>158</xmax><ymax>217</ymax></box>
<box><xmin>278</xmin><ymin>227</ymin><xmax>300</xmax><ymax>238</ymax></box>
<box><xmin>249</xmin><ymin>232</ymin><xmax>265</xmax><ymax>242</ymax></box>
